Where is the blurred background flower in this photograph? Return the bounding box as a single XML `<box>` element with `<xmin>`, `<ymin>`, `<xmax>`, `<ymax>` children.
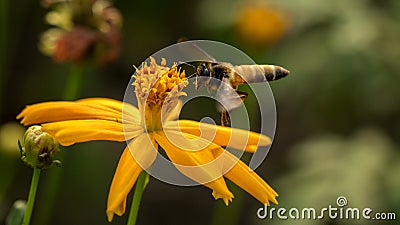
<box><xmin>234</xmin><ymin>2</ymin><xmax>290</xmax><ymax>48</ymax></box>
<box><xmin>39</xmin><ymin>0</ymin><xmax>122</xmax><ymax>65</ymax></box>
<box><xmin>1</xmin><ymin>0</ymin><xmax>400</xmax><ymax>224</ymax></box>
<box><xmin>197</xmin><ymin>0</ymin><xmax>291</xmax><ymax>50</ymax></box>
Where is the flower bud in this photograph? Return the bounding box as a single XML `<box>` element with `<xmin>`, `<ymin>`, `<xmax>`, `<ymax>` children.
<box><xmin>19</xmin><ymin>125</ymin><xmax>61</xmax><ymax>169</ymax></box>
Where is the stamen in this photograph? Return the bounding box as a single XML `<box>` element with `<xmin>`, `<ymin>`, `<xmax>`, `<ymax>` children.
<box><xmin>132</xmin><ymin>58</ymin><xmax>188</xmax><ymax>131</ymax></box>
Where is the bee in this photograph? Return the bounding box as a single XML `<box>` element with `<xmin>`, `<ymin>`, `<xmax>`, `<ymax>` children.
<box><xmin>176</xmin><ymin>43</ymin><xmax>290</xmax><ymax>126</ymax></box>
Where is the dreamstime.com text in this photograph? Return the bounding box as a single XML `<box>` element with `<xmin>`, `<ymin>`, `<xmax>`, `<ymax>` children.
<box><xmin>257</xmin><ymin>196</ymin><xmax>396</xmax><ymax>221</ymax></box>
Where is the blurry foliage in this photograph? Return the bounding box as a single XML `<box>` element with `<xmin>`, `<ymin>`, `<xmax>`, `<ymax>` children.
<box><xmin>0</xmin><ymin>122</ymin><xmax>25</xmax><ymax>208</ymax></box>
<box><xmin>266</xmin><ymin>0</ymin><xmax>400</xmax><ymax>140</ymax></box>
<box><xmin>0</xmin><ymin>122</ymin><xmax>25</xmax><ymax>156</ymax></box>
<box><xmin>1</xmin><ymin>0</ymin><xmax>400</xmax><ymax>224</ymax></box>
<box><xmin>5</xmin><ymin>200</ymin><xmax>26</xmax><ymax>225</ymax></box>
<box><xmin>262</xmin><ymin>128</ymin><xmax>400</xmax><ymax>225</ymax></box>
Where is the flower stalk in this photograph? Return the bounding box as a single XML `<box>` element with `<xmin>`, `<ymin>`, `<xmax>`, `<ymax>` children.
<box><xmin>63</xmin><ymin>63</ymin><xmax>84</xmax><ymax>100</ymax></box>
<box><xmin>22</xmin><ymin>168</ymin><xmax>40</xmax><ymax>225</ymax></box>
<box><xmin>127</xmin><ymin>171</ymin><xmax>149</xmax><ymax>225</ymax></box>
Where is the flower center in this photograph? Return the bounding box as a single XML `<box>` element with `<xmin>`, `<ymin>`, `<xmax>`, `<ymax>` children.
<box><xmin>133</xmin><ymin>57</ymin><xmax>187</xmax><ymax>131</ymax></box>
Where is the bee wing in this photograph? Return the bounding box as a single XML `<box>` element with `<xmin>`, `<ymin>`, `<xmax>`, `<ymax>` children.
<box><xmin>176</xmin><ymin>41</ymin><xmax>217</xmax><ymax>63</ymax></box>
<box><xmin>215</xmin><ymin>77</ymin><xmax>244</xmax><ymax>113</ymax></box>
<box><xmin>190</xmin><ymin>43</ymin><xmax>217</xmax><ymax>62</ymax></box>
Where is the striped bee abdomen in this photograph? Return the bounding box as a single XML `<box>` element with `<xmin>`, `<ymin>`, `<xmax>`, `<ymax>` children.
<box><xmin>233</xmin><ymin>65</ymin><xmax>290</xmax><ymax>84</ymax></box>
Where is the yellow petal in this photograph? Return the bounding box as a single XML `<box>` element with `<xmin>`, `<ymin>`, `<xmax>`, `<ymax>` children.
<box><xmin>107</xmin><ymin>147</ymin><xmax>139</xmax><ymax>222</ymax></box>
<box><xmin>128</xmin><ymin>133</ymin><xmax>158</xmax><ymax>174</ymax></box>
<box><xmin>17</xmin><ymin>98</ymin><xmax>139</xmax><ymax>126</ymax></box>
<box><xmin>164</xmin><ymin>120</ymin><xmax>271</xmax><ymax>152</ymax></box>
<box><xmin>42</xmin><ymin>120</ymin><xmax>143</xmax><ymax>146</ymax></box>
<box><xmin>221</xmin><ymin>149</ymin><xmax>278</xmax><ymax>205</ymax></box>
<box><xmin>77</xmin><ymin>98</ymin><xmax>140</xmax><ymax>123</ymax></box>
<box><xmin>162</xmin><ymin>100</ymin><xmax>182</xmax><ymax>122</ymax></box>
<box><xmin>107</xmin><ymin>134</ymin><xmax>157</xmax><ymax>222</ymax></box>
<box><xmin>76</xmin><ymin>98</ymin><xmax>132</xmax><ymax>113</ymax></box>
<box><xmin>154</xmin><ymin>131</ymin><xmax>234</xmax><ymax>203</ymax></box>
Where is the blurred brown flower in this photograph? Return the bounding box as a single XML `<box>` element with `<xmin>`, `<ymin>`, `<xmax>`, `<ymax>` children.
<box><xmin>39</xmin><ymin>0</ymin><xmax>122</xmax><ymax>65</ymax></box>
<box><xmin>53</xmin><ymin>26</ymin><xmax>97</xmax><ymax>63</ymax></box>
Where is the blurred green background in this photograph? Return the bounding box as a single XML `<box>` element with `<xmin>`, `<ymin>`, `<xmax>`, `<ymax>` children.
<box><xmin>1</xmin><ymin>0</ymin><xmax>399</xmax><ymax>224</ymax></box>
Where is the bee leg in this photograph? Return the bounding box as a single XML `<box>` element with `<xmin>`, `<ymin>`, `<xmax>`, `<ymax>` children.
<box><xmin>195</xmin><ymin>75</ymin><xmax>199</xmax><ymax>90</ymax></box>
<box><xmin>205</xmin><ymin>77</ymin><xmax>213</xmax><ymax>95</ymax></box>
<box><xmin>236</xmin><ymin>90</ymin><xmax>248</xmax><ymax>102</ymax></box>
<box><xmin>219</xmin><ymin>91</ymin><xmax>247</xmax><ymax>126</ymax></box>
<box><xmin>221</xmin><ymin>111</ymin><xmax>231</xmax><ymax>126</ymax></box>
<box><xmin>207</xmin><ymin>87</ymin><xmax>213</xmax><ymax>95</ymax></box>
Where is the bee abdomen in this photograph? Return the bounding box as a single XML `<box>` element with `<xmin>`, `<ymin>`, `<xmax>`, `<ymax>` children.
<box><xmin>233</xmin><ymin>65</ymin><xmax>290</xmax><ymax>83</ymax></box>
<box><xmin>263</xmin><ymin>65</ymin><xmax>290</xmax><ymax>81</ymax></box>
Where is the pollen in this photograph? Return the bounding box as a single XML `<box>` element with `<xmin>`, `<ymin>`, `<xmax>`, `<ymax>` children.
<box><xmin>133</xmin><ymin>57</ymin><xmax>188</xmax><ymax>131</ymax></box>
<box><xmin>133</xmin><ymin>57</ymin><xmax>187</xmax><ymax>106</ymax></box>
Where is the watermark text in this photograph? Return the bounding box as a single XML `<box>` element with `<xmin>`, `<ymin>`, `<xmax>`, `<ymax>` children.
<box><xmin>257</xmin><ymin>196</ymin><xmax>396</xmax><ymax>221</ymax></box>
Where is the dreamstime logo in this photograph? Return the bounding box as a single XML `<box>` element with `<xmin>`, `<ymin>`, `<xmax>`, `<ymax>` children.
<box><xmin>336</xmin><ymin>196</ymin><xmax>347</xmax><ymax>207</ymax></box>
<box><xmin>257</xmin><ymin>196</ymin><xmax>397</xmax><ymax>220</ymax></box>
<box><xmin>123</xmin><ymin>40</ymin><xmax>277</xmax><ymax>186</ymax></box>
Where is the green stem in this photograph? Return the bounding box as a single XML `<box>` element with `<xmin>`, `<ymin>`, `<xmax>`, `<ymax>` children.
<box><xmin>22</xmin><ymin>168</ymin><xmax>41</xmax><ymax>225</ymax></box>
<box><xmin>127</xmin><ymin>171</ymin><xmax>149</xmax><ymax>225</ymax></box>
<box><xmin>63</xmin><ymin>63</ymin><xmax>84</xmax><ymax>100</ymax></box>
<box><xmin>31</xmin><ymin>166</ymin><xmax>62</xmax><ymax>225</ymax></box>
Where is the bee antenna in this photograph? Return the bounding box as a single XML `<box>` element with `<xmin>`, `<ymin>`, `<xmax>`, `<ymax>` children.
<box><xmin>178</xmin><ymin>61</ymin><xmax>196</xmax><ymax>69</ymax></box>
<box><xmin>186</xmin><ymin>72</ymin><xmax>197</xmax><ymax>79</ymax></box>
<box><xmin>177</xmin><ymin>61</ymin><xmax>197</xmax><ymax>79</ymax></box>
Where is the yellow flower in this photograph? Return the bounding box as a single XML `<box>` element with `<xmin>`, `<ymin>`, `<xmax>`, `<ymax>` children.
<box><xmin>235</xmin><ymin>3</ymin><xmax>290</xmax><ymax>47</ymax></box>
<box><xmin>17</xmin><ymin>58</ymin><xmax>278</xmax><ymax>222</ymax></box>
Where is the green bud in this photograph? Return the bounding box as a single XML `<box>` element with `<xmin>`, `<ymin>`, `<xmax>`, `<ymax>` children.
<box><xmin>19</xmin><ymin>125</ymin><xmax>61</xmax><ymax>169</ymax></box>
